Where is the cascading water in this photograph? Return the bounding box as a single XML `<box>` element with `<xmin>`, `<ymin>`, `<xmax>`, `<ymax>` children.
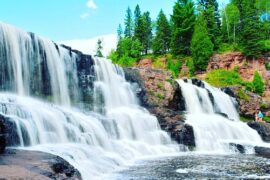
<box><xmin>177</xmin><ymin>79</ymin><xmax>267</xmax><ymax>153</ymax></box>
<box><xmin>0</xmin><ymin>22</ymin><xmax>178</xmax><ymax>179</ymax></box>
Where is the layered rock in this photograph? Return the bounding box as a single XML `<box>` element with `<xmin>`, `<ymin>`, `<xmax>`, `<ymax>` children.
<box><xmin>207</xmin><ymin>52</ymin><xmax>270</xmax><ymax>97</ymax></box>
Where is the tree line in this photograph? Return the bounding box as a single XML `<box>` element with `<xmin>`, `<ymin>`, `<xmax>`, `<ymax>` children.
<box><xmin>108</xmin><ymin>0</ymin><xmax>269</xmax><ymax>72</ymax></box>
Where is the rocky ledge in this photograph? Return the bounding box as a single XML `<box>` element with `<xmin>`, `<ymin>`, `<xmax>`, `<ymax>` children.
<box><xmin>0</xmin><ymin>149</ymin><xmax>81</xmax><ymax>180</ymax></box>
<box><xmin>247</xmin><ymin>122</ymin><xmax>270</xmax><ymax>142</ymax></box>
<box><xmin>124</xmin><ymin>67</ymin><xmax>195</xmax><ymax>147</ymax></box>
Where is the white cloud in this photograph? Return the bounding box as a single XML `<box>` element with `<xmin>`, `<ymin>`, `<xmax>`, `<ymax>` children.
<box><xmin>86</xmin><ymin>0</ymin><xmax>97</xmax><ymax>9</ymax></box>
<box><xmin>80</xmin><ymin>12</ymin><xmax>90</xmax><ymax>19</ymax></box>
<box><xmin>58</xmin><ymin>34</ymin><xmax>117</xmax><ymax>57</ymax></box>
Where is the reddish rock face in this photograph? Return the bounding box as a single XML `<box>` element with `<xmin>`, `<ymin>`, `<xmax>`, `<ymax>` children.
<box><xmin>208</xmin><ymin>52</ymin><xmax>270</xmax><ymax>97</ymax></box>
<box><xmin>137</xmin><ymin>59</ymin><xmax>153</xmax><ymax>68</ymax></box>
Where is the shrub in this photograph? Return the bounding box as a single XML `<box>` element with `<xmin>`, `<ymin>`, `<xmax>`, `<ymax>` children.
<box><xmin>252</xmin><ymin>71</ymin><xmax>264</xmax><ymax>96</ymax></box>
<box><xmin>205</xmin><ymin>69</ymin><xmax>244</xmax><ymax>87</ymax></box>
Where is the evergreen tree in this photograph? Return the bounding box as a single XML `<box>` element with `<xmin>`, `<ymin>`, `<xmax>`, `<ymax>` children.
<box><xmin>171</xmin><ymin>0</ymin><xmax>196</xmax><ymax>55</ymax></box>
<box><xmin>191</xmin><ymin>12</ymin><xmax>214</xmax><ymax>71</ymax></box>
<box><xmin>124</xmin><ymin>7</ymin><xmax>133</xmax><ymax>38</ymax></box>
<box><xmin>134</xmin><ymin>5</ymin><xmax>141</xmax><ymax>29</ymax></box>
<box><xmin>199</xmin><ymin>0</ymin><xmax>221</xmax><ymax>49</ymax></box>
<box><xmin>95</xmin><ymin>39</ymin><xmax>103</xmax><ymax>57</ymax></box>
<box><xmin>117</xmin><ymin>24</ymin><xmax>123</xmax><ymax>39</ymax></box>
<box><xmin>135</xmin><ymin>11</ymin><xmax>152</xmax><ymax>55</ymax></box>
<box><xmin>252</xmin><ymin>71</ymin><xmax>264</xmax><ymax>95</ymax></box>
<box><xmin>152</xmin><ymin>10</ymin><xmax>171</xmax><ymax>54</ymax></box>
<box><xmin>239</xmin><ymin>0</ymin><xmax>264</xmax><ymax>58</ymax></box>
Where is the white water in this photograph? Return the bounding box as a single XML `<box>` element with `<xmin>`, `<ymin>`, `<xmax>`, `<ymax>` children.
<box><xmin>0</xmin><ymin>22</ymin><xmax>76</xmax><ymax>105</ymax></box>
<box><xmin>177</xmin><ymin>79</ymin><xmax>266</xmax><ymax>153</ymax></box>
<box><xmin>0</xmin><ymin>22</ymin><xmax>178</xmax><ymax>179</ymax></box>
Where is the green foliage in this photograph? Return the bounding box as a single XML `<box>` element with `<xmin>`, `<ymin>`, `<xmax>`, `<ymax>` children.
<box><xmin>252</xmin><ymin>71</ymin><xmax>265</xmax><ymax>95</ymax></box>
<box><xmin>95</xmin><ymin>39</ymin><xmax>103</xmax><ymax>57</ymax></box>
<box><xmin>134</xmin><ymin>11</ymin><xmax>152</xmax><ymax>55</ymax></box>
<box><xmin>191</xmin><ymin>12</ymin><xmax>214</xmax><ymax>71</ymax></box>
<box><xmin>124</xmin><ymin>7</ymin><xmax>133</xmax><ymax>38</ymax></box>
<box><xmin>218</xmin><ymin>43</ymin><xmax>241</xmax><ymax>54</ymax></box>
<box><xmin>113</xmin><ymin>37</ymin><xmax>142</xmax><ymax>66</ymax></box>
<box><xmin>240</xmin><ymin>116</ymin><xmax>253</xmax><ymax>122</ymax></box>
<box><xmin>221</xmin><ymin>3</ymin><xmax>240</xmax><ymax>44</ymax></box>
<box><xmin>199</xmin><ymin>0</ymin><xmax>221</xmax><ymax>49</ymax></box>
<box><xmin>237</xmin><ymin>89</ymin><xmax>250</xmax><ymax>101</ymax></box>
<box><xmin>156</xmin><ymin>92</ymin><xmax>165</xmax><ymax>99</ymax></box>
<box><xmin>236</xmin><ymin>0</ymin><xmax>264</xmax><ymax>58</ymax></box>
<box><xmin>152</xmin><ymin>10</ymin><xmax>171</xmax><ymax>55</ymax></box>
<box><xmin>205</xmin><ymin>69</ymin><xmax>245</xmax><ymax>87</ymax></box>
<box><xmin>167</xmin><ymin>57</ymin><xmax>182</xmax><ymax>78</ymax></box>
<box><xmin>171</xmin><ymin>0</ymin><xmax>196</xmax><ymax>55</ymax></box>
<box><xmin>260</xmin><ymin>102</ymin><xmax>268</xmax><ymax>109</ymax></box>
<box><xmin>108</xmin><ymin>49</ymin><xmax>118</xmax><ymax>63</ymax></box>
<box><xmin>157</xmin><ymin>82</ymin><xmax>164</xmax><ymax>89</ymax></box>
<box><xmin>265</xmin><ymin>62</ymin><xmax>270</xmax><ymax>71</ymax></box>
<box><xmin>186</xmin><ymin>57</ymin><xmax>195</xmax><ymax>77</ymax></box>
<box><xmin>264</xmin><ymin>116</ymin><xmax>270</xmax><ymax>122</ymax></box>
<box><xmin>152</xmin><ymin>57</ymin><xmax>166</xmax><ymax>69</ymax></box>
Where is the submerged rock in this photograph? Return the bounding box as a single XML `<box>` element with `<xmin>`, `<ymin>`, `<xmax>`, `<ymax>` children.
<box><xmin>248</xmin><ymin>122</ymin><xmax>270</xmax><ymax>142</ymax></box>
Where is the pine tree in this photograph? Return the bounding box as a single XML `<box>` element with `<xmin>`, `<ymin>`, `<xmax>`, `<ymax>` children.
<box><xmin>95</xmin><ymin>39</ymin><xmax>103</xmax><ymax>57</ymax></box>
<box><xmin>117</xmin><ymin>24</ymin><xmax>123</xmax><ymax>39</ymax></box>
<box><xmin>135</xmin><ymin>11</ymin><xmax>152</xmax><ymax>55</ymax></box>
<box><xmin>152</xmin><ymin>10</ymin><xmax>171</xmax><ymax>54</ymax></box>
<box><xmin>171</xmin><ymin>0</ymin><xmax>196</xmax><ymax>55</ymax></box>
<box><xmin>199</xmin><ymin>0</ymin><xmax>221</xmax><ymax>49</ymax></box>
<box><xmin>191</xmin><ymin>12</ymin><xmax>214</xmax><ymax>71</ymax></box>
<box><xmin>134</xmin><ymin>5</ymin><xmax>141</xmax><ymax>29</ymax></box>
<box><xmin>124</xmin><ymin>7</ymin><xmax>133</xmax><ymax>38</ymax></box>
<box><xmin>239</xmin><ymin>0</ymin><xmax>264</xmax><ymax>58</ymax></box>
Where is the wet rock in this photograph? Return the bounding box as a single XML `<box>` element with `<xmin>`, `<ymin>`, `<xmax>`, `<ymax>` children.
<box><xmin>124</xmin><ymin>67</ymin><xmax>187</xmax><ymax>144</ymax></box>
<box><xmin>0</xmin><ymin>149</ymin><xmax>81</xmax><ymax>179</ymax></box>
<box><xmin>175</xmin><ymin>124</ymin><xmax>195</xmax><ymax>147</ymax></box>
<box><xmin>222</xmin><ymin>86</ymin><xmax>262</xmax><ymax>118</ymax></box>
<box><xmin>254</xmin><ymin>146</ymin><xmax>270</xmax><ymax>158</ymax></box>
<box><xmin>248</xmin><ymin>122</ymin><xmax>270</xmax><ymax>142</ymax></box>
<box><xmin>229</xmin><ymin>143</ymin><xmax>245</xmax><ymax>153</ymax></box>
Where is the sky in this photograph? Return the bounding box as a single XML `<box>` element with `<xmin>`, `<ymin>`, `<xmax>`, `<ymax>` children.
<box><xmin>0</xmin><ymin>0</ymin><xmax>176</xmax><ymax>41</ymax></box>
<box><xmin>1</xmin><ymin>0</ymin><xmax>229</xmax><ymax>41</ymax></box>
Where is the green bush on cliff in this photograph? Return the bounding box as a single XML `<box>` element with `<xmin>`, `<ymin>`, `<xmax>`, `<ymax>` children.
<box><xmin>205</xmin><ymin>69</ymin><xmax>244</xmax><ymax>87</ymax></box>
<box><xmin>252</xmin><ymin>71</ymin><xmax>264</xmax><ymax>96</ymax></box>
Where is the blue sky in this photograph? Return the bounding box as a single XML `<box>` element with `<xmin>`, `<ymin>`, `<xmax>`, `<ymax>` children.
<box><xmin>0</xmin><ymin>0</ymin><xmax>229</xmax><ymax>41</ymax></box>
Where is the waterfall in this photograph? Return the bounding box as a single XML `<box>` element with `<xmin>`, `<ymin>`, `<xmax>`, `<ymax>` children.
<box><xmin>0</xmin><ymin>22</ymin><xmax>79</xmax><ymax>105</ymax></box>
<box><xmin>0</xmin><ymin>22</ymin><xmax>178</xmax><ymax>179</ymax></box>
<box><xmin>177</xmin><ymin>79</ymin><xmax>266</xmax><ymax>153</ymax></box>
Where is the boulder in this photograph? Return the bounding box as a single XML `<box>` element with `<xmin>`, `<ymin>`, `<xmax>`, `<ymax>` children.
<box><xmin>248</xmin><ymin>122</ymin><xmax>270</xmax><ymax>142</ymax></box>
<box><xmin>254</xmin><ymin>146</ymin><xmax>270</xmax><ymax>158</ymax></box>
